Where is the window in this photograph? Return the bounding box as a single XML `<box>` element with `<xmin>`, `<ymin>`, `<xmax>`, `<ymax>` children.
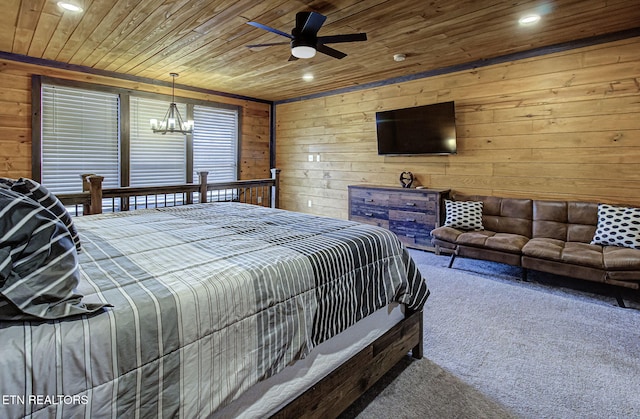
<box><xmin>193</xmin><ymin>105</ymin><xmax>238</xmax><ymax>182</ymax></box>
<box><xmin>130</xmin><ymin>97</ymin><xmax>187</xmax><ymax>186</ymax></box>
<box><xmin>35</xmin><ymin>77</ymin><xmax>240</xmax><ymax>193</ymax></box>
<box><xmin>40</xmin><ymin>84</ymin><xmax>120</xmax><ymax>193</ymax></box>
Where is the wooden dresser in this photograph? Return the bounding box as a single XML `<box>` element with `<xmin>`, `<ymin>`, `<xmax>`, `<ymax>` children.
<box><xmin>348</xmin><ymin>185</ymin><xmax>450</xmax><ymax>251</ymax></box>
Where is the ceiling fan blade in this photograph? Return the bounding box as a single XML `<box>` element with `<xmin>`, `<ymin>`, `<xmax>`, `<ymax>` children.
<box><xmin>317</xmin><ymin>33</ymin><xmax>367</xmax><ymax>44</ymax></box>
<box><xmin>246</xmin><ymin>42</ymin><xmax>290</xmax><ymax>48</ymax></box>
<box><xmin>316</xmin><ymin>43</ymin><xmax>347</xmax><ymax>59</ymax></box>
<box><xmin>246</xmin><ymin>21</ymin><xmax>292</xmax><ymax>39</ymax></box>
<box><xmin>298</xmin><ymin>11</ymin><xmax>326</xmax><ymax>36</ymax></box>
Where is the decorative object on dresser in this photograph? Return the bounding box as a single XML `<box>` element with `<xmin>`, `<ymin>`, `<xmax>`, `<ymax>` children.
<box><xmin>349</xmin><ymin>184</ymin><xmax>450</xmax><ymax>251</ymax></box>
<box><xmin>399</xmin><ymin>171</ymin><xmax>414</xmax><ymax>188</ymax></box>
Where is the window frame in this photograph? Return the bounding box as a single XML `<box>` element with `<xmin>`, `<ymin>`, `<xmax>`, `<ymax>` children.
<box><xmin>32</xmin><ymin>75</ymin><xmax>242</xmax><ymax>188</ymax></box>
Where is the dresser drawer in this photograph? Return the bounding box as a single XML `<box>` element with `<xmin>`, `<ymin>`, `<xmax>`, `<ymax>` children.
<box><xmin>389</xmin><ymin>193</ymin><xmax>437</xmax><ymax>212</ymax></box>
<box><xmin>350</xmin><ymin>201</ymin><xmax>389</xmax><ymax>220</ymax></box>
<box><xmin>350</xmin><ymin>204</ymin><xmax>388</xmax><ymax>221</ymax></box>
<box><xmin>389</xmin><ymin>210</ymin><xmax>436</xmax><ymax>227</ymax></box>
<box><xmin>350</xmin><ymin>188</ymin><xmax>389</xmax><ymax>207</ymax></box>
<box><xmin>389</xmin><ymin>224</ymin><xmax>433</xmax><ymax>248</ymax></box>
<box><xmin>349</xmin><ymin>188</ymin><xmax>390</xmax><ymax>223</ymax></box>
<box><xmin>390</xmin><ymin>210</ymin><xmax>436</xmax><ymax>244</ymax></box>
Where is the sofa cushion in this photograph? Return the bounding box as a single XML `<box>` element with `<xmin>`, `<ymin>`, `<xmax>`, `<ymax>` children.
<box><xmin>602</xmin><ymin>246</ymin><xmax>640</xmax><ymax>270</ymax></box>
<box><xmin>431</xmin><ymin>226</ymin><xmax>464</xmax><ymax>243</ymax></box>
<box><xmin>567</xmin><ymin>223</ymin><xmax>598</xmax><ymax>244</ymax></box>
<box><xmin>591</xmin><ymin>204</ymin><xmax>640</xmax><ymax>249</ymax></box>
<box><xmin>521</xmin><ymin>237</ymin><xmax>564</xmax><ymax>260</ymax></box>
<box><xmin>452</xmin><ymin>194</ymin><xmax>533</xmax><ymax>237</ymax></box>
<box><xmin>531</xmin><ymin>201</ymin><xmax>598</xmax><ymax>243</ymax></box>
<box><xmin>457</xmin><ymin>231</ymin><xmax>529</xmax><ymax>254</ymax></box>
<box><xmin>522</xmin><ymin>238</ymin><xmax>604</xmax><ymax>269</ymax></box>
<box><xmin>484</xmin><ymin>198</ymin><xmax>532</xmax><ymax>237</ymax></box>
<box><xmin>443</xmin><ymin>200</ymin><xmax>484</xmax><ymax>230</ymax></box>
<box><xmin>532</xmin><ymin>201</ymin><xmax>569</xmax><ymax>240</ymax></box>
<box><xmin>568</xmin><ymin>202</ymin><xmax>599</xmax><ymax>225</ymax></box>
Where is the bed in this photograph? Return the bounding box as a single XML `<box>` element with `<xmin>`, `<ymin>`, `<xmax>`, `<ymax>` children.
<box><xmin>0</xmin><ymin>177</ymin><xmax>429</xmax><ymax>418</ymax></box>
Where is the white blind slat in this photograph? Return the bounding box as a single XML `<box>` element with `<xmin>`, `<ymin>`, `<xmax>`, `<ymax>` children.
<box><xmin>42</xmin><ymin>85</ymin><xmax>120</xmax><ymax>193</ymax></box>
<box><xmin>193</xmin><ymin>105</ymin><xmax>238</xmax><ymax>183</ymax></box>
<box><xmin>130</xmin><ymin>97</ymin><xmax>187</xmax><ymax>187</ymax></box>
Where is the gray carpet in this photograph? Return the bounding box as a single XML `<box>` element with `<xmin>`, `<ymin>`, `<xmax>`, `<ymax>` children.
<box><xmin>340</xmin><ymin>250</ymin><xmax>640</xmax><ymax>419</ymax></box>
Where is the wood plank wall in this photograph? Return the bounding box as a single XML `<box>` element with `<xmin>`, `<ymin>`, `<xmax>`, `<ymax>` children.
<box><xmin>275</xmin><ymin>36</ymin><xmax>640</xmax><ymax>220</ymax></box>
<box><xmin>0</xmin><ymin>59</ymin><xmax>271</xmax><ymax>184</ymax></box>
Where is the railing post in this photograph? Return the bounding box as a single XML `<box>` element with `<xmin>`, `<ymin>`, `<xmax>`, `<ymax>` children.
<box><xmin>80</xmin><ymin>174</ymin><xmax>95</xmax><ymax>215</ymax></box>
<box><xmin>88</xmin><ymin>175</ymin><xmax>104</xmax><ymax>215</ymax></box>
<box><xmin>270</xmin><ymin>168</ymin><xmax>280</xmax><ymax>209</ymax></box>
<box><xmin>199</xmin><ymin>171</ymin><xmax>209</xmax><ymax>204</ymax></box>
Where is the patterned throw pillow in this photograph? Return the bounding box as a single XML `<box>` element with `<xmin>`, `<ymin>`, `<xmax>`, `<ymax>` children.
<box><xmin>591</xmin><ymin>204</ymin><xmax>640</xmax><ymax>249</ymax></box>
<box><xmin>10</xmin><ymin>178</ymin><xmax>81</xmax><ymax>251</ymax></box>
<box><xmin>443</xmin><ymin>199</ymin><xmax>484</xmax><ymax>231</ymax></box>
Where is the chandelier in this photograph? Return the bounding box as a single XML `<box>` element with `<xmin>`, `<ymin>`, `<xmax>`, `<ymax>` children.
<box><xmin>150</xmin><ymin>73</ymin><xmax>194</xmax><ymax>135</ymax></box>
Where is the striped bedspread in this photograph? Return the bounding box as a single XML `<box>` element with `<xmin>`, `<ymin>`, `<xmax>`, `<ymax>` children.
<box><xmin>0</xmin><ymin>203</ymin><xmax>429</xmax><ymax>418</ymax></box>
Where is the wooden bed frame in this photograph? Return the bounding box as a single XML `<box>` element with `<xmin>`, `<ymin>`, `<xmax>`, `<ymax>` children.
<box><xmin>57</xmin><ymin>169</ymin><xmax>425</xmax><ymax>418</ymax></box>
<box><xmin>275</xmin><ymin>309</ymin><xmax>424</xmax><ymax>418</ymax></box>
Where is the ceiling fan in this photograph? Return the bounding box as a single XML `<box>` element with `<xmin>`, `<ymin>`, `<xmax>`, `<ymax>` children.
<box><xmin>246</xmin><ymin>11</ymin><xmax>367</xmax><ymax>60</ymax></box>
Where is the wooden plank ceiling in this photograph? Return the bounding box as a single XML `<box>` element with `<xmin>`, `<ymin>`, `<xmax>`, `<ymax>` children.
<box><xmin>2</xmin><ymin>0</ymin><xmax>640</xmax><ymax>102</ymax></box>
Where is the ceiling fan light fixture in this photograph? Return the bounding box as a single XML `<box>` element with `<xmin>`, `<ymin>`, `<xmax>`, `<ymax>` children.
<box><xmin>246</xmin><ymin>11</ymin><xmax>366</xmax><ymax>61</ymax></box>
<box><xmin>291</xmin><ymin>45</ymin><xmax>316</xmax><ymax>59</ymax></box>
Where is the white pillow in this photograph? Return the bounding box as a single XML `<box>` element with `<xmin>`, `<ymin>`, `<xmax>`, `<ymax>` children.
<box><xmin>443</xmin><ymin>200</ymin><xmax>484</xmax><ymax>231</ymax></box>
<box><xmin>591</xmin><ymin>204</ymin><xmax>640</xmax><ymax>249</ymax></box>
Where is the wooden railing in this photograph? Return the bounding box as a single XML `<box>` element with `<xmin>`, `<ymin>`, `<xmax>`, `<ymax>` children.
<box><xmin>58</xmin><ymin>168</ymin><xmax>280</xmax><ymax>215</ymax></box>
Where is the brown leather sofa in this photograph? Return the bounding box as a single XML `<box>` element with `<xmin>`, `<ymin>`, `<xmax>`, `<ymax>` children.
<box><xmin>431</xmin><ymin>194</ymin><xmax>640</xmax><ymax>305</ymax></box>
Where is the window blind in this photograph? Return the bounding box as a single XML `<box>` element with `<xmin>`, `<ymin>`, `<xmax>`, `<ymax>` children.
<box><xmin>41</xmin><ymin>85</ymin><xmax>120</xmax><ymax>193</ymax></box>
<box><xmin>40</xmin><ymin>83</ymin><xmax>239</xmax><ymax>195</ymax></box>
<box><xmin>130</xmin><ymin>97</ymin><xmax>187</xmax><ymax>186</ymax></box>
<box><xmin>193</xmin><ymin>105</ymin><xmax>238</xmax><ymax>182</ymax></box>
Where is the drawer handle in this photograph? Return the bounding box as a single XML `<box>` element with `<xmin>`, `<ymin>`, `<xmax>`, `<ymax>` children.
<box><xmin>365</xmin><ymin>212</ymin><xmax>373</xmax><ymax>217</ymax></box>
<box><xmin>405</xmin><ymin>202</ymin><xmax>416</xmax><ymax>206</ymax></box>
<box><xmin>365</xmin><ymin>198</ymin><xmax>374</xmax><ymax>202</ymax></box>
<box><xmin>406</xmin><ymin>234</ymin><xmax>416</xmax><ymax>238</ymax></box>
<box><xmin>406</xmin><ymin>218</ymin><xmax>416</xmax><ymax>222</ymax></box>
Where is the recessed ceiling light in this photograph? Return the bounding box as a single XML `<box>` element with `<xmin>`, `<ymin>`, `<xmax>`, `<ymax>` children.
<box><xmin>519</xmin><ymin>14</ymin><xmax>541</xmax><ymax>25</ymax></box>
<box><xmin>302</xmin><ymin>73</ymin><xmax>314</xmax><ymax>82</ymax></box>
<box><xmin>57</xmin><ymin>2</ymin><xmax>83</xmax><ymax>12</ymax></box>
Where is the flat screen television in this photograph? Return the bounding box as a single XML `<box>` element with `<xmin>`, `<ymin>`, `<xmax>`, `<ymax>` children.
<box><xmin>375</xmin><ymin>101</ymin><xmax>457</xmax><ymax>155</ymax></box>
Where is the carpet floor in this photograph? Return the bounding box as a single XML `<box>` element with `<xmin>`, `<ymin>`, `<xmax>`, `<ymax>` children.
<box><xmin>340</xmin><ymin>250</ymin><xmax>640</xmax><ymax>419</ymax></box>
